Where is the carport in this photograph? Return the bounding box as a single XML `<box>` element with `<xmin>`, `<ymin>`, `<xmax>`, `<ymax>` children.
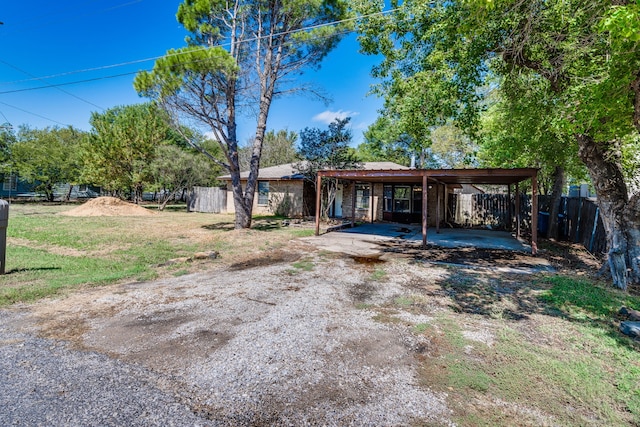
<box><xmin>313</xmin><ymin>168</ymin><xmax>539</xmax><ymax>255</ymax></box>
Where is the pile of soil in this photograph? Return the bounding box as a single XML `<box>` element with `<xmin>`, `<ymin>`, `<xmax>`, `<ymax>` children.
<box><xmin>61</xmin><ymin>197</ymin><xmax>155</xmax><ymax>217</ymax></box>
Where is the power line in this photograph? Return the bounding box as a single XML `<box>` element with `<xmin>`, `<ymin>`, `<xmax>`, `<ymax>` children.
<box><xmin>0</xmin><ymin>70</ymin><xmax>143</xmax><ymax>95</ymax></box>
<box><xmin>0</xmin><ymin>7</ymin><xmax>400</xmax><ymax>89</ymax></box>
<box><xmin>0</xmin><ymin>100</ymin><xmax>71</xmax><ymax>127</ymax></box>
<box><xmin>0</xmin><ymin>60</ymin><xmax>105</xmax><ymax>110</ymax></box>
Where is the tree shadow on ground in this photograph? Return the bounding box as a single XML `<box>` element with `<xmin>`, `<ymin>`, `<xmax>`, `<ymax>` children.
<box><xmin>375</xmin><ymin>237</ymin><xmax>639</xmax><ymax>350</ymax></box>
<box><xmin>6</xmin><ymin>267</ymin><xmax>61</xmax><ymax>274</ymax></box>
<box><xmin>202</xmin><ymin>222</ymin><xmax>235</xmax><ymax>231</ymax></box>
<box><xmin>201</xmin><ymin>219</ymin><xmax>284</xmax><ymax>232</ymax></box>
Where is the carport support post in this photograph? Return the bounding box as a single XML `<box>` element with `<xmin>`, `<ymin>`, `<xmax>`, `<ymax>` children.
<box><xmin>531</xmin><ymin>174</ymin><xmax>538</xmax><ymax>255</ymax></box>
<box><xmin>351</xmin><ymin>182</ymin><xmax>356</xmax><ymax>228</ymax></box>
<box><xmin>436</xmin><ymin>183</ymin><xmax>441</xmax><ymax>234</ymax></box>
<box><xmin>314</xmin><ymin>173</ymin><xmax>322</xmax><ymax>236</ymax></box>
<box><xmin>369</xmin><ymin>183</ymin><xmax>374</xmax><ymax>223</ymax></box>
<box><xmin>507</xmin><ymin>185</ymin><xmax>513</xmax><ymax>231</ymax></box>
<box><xmin>422</xmin><ymin>174</ymin><xmax>428</xmax><ymax>248</ymax></box>
<box><xmin>515</xmin><ymin>182</ymin><xmax>521</xmax><ymax>240</ymax></box>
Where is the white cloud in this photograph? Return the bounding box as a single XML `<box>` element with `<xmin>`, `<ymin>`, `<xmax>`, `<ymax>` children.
<box><xmin>312</xmin><ymin>109</ymin><xmax>359</xmax><ymax>125</ymax></box>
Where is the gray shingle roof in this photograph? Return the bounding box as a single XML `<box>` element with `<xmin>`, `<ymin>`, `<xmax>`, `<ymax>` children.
<box><xmin>218</xmin><ymin>161</ymin><xmax>409</xmax><ymax>181</ymax></box>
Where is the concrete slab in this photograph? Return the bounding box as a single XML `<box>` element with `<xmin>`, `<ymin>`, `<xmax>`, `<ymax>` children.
<box><xmin>334</xmin><ymin>223</ymin><xmax>531</xmax><ymax>252</ymax></box>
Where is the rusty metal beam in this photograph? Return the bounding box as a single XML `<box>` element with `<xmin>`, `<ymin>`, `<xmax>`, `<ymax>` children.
<box><xmin>515</xmin><ymin>182</ymin><xmax>521</xmax><ymax>240</ymax></box>
<box><xmin>315</xmin><ymin>172</ymin><xmax>323</xmax><ymax>236</ymax></box>
<box><xmin>422</xmin><ymin>173</ymin><xmax>428</xmax><ymax>248</ymax></box>
<box><xmin>531</xmin><ymin>173</ymin><xmax>538</xmax><ymax>255</ymax></box>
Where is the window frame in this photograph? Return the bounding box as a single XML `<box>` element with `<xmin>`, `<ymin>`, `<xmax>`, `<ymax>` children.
<box><xmin>355</xmin><ymin>184</ymin><xmax>370</xmax><ymax>210</ymax></box>
<box><xmin>257</xmin><ymin>181</ymin><xmax>269</xmax><ymax>206</ymax></box>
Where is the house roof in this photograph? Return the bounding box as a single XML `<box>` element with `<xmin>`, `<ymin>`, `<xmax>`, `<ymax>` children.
<box><xmin>218</xmin><ymin>163</ymin><xmax>304</xmax><ymax>181</ymax></box>
<box><xmin>317</xmin><ymin>167</ymin><xmax>538</xmax><ymax>186</ymax></box>
<box><xmin>218</xmin><ymin>161</ymin><xmax>409</xmax><ymax>181</ymax></box>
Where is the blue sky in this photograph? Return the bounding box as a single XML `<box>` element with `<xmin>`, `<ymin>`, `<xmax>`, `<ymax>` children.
<box><xmin>0</xmin><ymin>0</ymin><xmax>384</xmax><ymax>146</ymax></box>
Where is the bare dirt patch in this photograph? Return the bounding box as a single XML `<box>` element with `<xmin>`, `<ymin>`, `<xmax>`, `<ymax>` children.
<box><xmin>60</xmin><ymin>196</ymin><xmax>156</xmax><ymax>217</ymax></box>
<box><xmin>4</xmin><ymin>225</ymin><xmax>631</xmax><ymax>426</ymax></box>
<box><xmin>16</xmin><ymin>245</ymin><xmax>453</xmax><ymax>425</ymax></box>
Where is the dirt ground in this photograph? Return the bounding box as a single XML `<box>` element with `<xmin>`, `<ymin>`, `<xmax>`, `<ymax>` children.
<box><xmin>60</xmin><ymin>196</ymin><xmax>155</xmax><ymax>217</ymax></box>
<box><xmin>2</xmin><ymin>226</ymin><xmax>619</xmax><ymax>426</ymax></box>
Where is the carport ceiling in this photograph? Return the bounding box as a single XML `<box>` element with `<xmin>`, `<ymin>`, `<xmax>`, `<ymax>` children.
<box><xmin>318</xmin><ymin>168</ymin><xmax>538</xmax><ymax>185</ymax></box>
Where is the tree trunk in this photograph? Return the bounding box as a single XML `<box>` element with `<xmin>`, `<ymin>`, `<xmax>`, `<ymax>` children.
<box><xmin>66</xmin><ymin>184</ymin><xmax>74</xmax><ymax>202</ymax></box>
<box><xmin>577</xmin><ymin>134</ymin><xmax>639</xmax><ymax>290</ymax></box>
<box><xmin>547</xmin><ymin>166</ymin><xmax>565</xmax><ymax>240</ymax></box>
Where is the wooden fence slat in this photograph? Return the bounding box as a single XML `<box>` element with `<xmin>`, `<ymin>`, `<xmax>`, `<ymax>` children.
<box><xmin>448</xmin><ymin>194</ymin><xmax>606</xmax><ymax>255</ymax></box>
<box><xmin>188</xmin><ymin>186</ymin><xmax>227</xmax><ymax>213</ymax></box>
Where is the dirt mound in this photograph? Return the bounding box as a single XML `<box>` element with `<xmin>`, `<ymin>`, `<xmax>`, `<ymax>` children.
<box><xmin>61</xmin><ymin>197</ymin><xmax>155</xmax><ymax>217</ymax></box>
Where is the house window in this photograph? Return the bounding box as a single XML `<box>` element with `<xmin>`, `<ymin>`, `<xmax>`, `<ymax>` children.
<box><xmin>3</xmin><ymin>174</ymin><xmax>17</xmax><ymax>192</ymax></box>
<box><xmin>393</xmin><ymin>186</ymin><xmax>411</xmax><ymax>213</ymax></box>
<box><xmin>355</xmin><ymin>184</ymin><xmax>370</xmax><ymax>209</ymax></box>
<box><xmin>257</xmin><ymin>181</ymin><xmax>269</xmax><ymax>205</ymax></box>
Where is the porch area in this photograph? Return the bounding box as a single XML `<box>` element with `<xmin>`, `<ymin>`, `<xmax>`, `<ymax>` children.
<box><xmin>314</xmin><ymin>168</ymin><xmax>539</xmax><ymax>254</ymax></box>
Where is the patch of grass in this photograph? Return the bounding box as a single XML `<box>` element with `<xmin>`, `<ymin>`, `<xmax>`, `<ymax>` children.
<box><xmin>291</xmin><ymin>258</ymin><xmax>314</xmax><ymax>272</ymax></box>
<box><xmin>0</xmin><ymin>205</ymin><xmax>315</xmax><ymax>306</ymax></box>
<box><xmin>372</xmin><ymin>313</ymin><xmax>404</xmax><ymax>324</ymax></box>
<box><xmin>413</xmin><ymin>323</ymin><xmax>430</xmax><ymax>333</ymax></box>
<box><xmin>394</xmin><ymin>295</ymin><xmax>416</xmax><ymax>307</ymax></box>
<box><xmin>414</xmin><ymin>275</ymin><xmax>640</xmax><ymax>426</ymax></box>
<box><xmin>369</xmin><ymin>267</ymin><xmax>387</xmax><ymax>282</ymax></box>
<box><xmin>355</xmin><ymin>302</ymin><xmax>373</xmax><ymax>310</ymax></box>
<box><xmin>172</xmin><ymin>269</ymin><xmax>189</xmax><ymax>277</ymax></box>
<box><xmin>539</xmin><ymin>275</ymin><xmax>640</xmax><ymax>321</ymax></box>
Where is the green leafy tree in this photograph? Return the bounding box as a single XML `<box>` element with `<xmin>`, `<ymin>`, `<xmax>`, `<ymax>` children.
<box><xmin>0</xmin><ymin>123</ymin><xmax>15</xmax><ymax>170</ymax></box>
<box><xmin>296</xmin><ymin>117</ymin><xmax>360</xmax><ymax>219</ymax></box>
<box><xmin>355</xmin><ymin>0</ymin><xmax>640</xmax><ymax>289</ymax></box>
<box><xmin>82</xmin><ymin>103</ymin><xmax>172</xmax><ymax>203</ymax></box>
<box><xmin>356</xmin><ymin>116</ymin><xmax>413</xmax><ymax>166</ymax></box>
<box><xmin>149</xmin><ymin>144</ymin><xmax>220</xmax><ymax>210</ymax></box>
<box><xmin>10</xmin><ymin>126</ymin><xmax>84</xmax><ymax>201</ymax></box>
<box><xmin>134</xmin><ymin>0</ymin><xmax>351</xmax><ymax>229</ymax></box>
<box><xmin>238</xmin><ymin>129</ymin><xmax>299</xmax><ymax>171</ymax></box>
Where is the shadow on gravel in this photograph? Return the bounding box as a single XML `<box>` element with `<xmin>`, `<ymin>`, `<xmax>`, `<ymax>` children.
<box><xmin>228</xmin><ymin>250</ymin><xmax>301</xmax><ymax>271</ymax></box>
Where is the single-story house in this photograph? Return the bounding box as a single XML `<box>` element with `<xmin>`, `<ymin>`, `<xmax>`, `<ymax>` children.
<box><xmin>218</xmin><ymin>162</ymin><xmax>410</xmax><ymax>218</ymax></box>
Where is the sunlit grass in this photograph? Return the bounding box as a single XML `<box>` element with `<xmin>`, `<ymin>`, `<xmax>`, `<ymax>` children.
<box><xmin>0</xmin><ymin>203</ymin><xmax>312</xmax><ymax>305</ymax></box>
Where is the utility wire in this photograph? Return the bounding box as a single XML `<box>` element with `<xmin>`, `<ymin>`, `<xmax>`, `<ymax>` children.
<box><xmin>0</xmin><ymin>60</ymin><xmax>105</xmax><ymax>110</ymax></box>
<box><xmin>0</xmin><ymin>100</ymin><xmax>71</xmax><ymax>127</ymax></box>
<box><xmin>0</xmin><ymin>70</ymin><xmax>143</xmax><ymax>95</ymax></box>
<box><xmin>0</xmin><ymin>7</ymin><xmax>400</xmax><ymax>88</ymax></box>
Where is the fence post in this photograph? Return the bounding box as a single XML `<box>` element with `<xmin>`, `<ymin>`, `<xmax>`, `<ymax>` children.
<box><xmin>575</xmin><ymin>196</ymin><xmax>583</xmax><ymax>243</ymax></box>
<box><xmin>0</xmin><ymin>200</ymin><xmax>8</xmax><ymax>274</ymax></box>
<box><xmin>589</xmin><ymin>207</ymin><xmax>600</xmax><ymax>253</ymax></box>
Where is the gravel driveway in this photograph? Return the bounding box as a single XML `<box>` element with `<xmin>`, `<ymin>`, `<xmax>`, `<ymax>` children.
<box><xmin>0</xmin><ymin>238</ymin><xmax>457</xmax><ymax>426</ymax></box>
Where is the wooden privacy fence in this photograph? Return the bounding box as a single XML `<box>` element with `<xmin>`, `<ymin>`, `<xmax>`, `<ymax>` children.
<box><xmin>188</xmin><ymin>186</ymin><xmax>226</xmax><ymax>213</ymax></box>
<box><xmin>450</xmin><ymin>194</ymin><xmax>531</xmax><ymax>230</ymax></box>
<box><xmin>449</xmin><ymin>194</ymin><xmax>606</xmax><ymax>255</ymax></box>
<box><xmin>559</xmin><ymin>197</ymin><xmax>606</xmax><ymax>254</ymax></box>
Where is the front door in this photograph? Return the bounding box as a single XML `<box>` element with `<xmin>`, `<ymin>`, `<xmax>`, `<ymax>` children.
<box><xmin>334</xmin><ymin>184</ymin><xmax>343</xmax><ymax>218</ymax></box>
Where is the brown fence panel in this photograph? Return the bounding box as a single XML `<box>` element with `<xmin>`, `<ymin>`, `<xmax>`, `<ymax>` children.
<box><xmin>553</xmin><ymin>197</ymin><xmax>606</xmax><ymax>255</ymax></box>
<box><xmin>188</xmin><ymin>186</ymin><xmax>227</xmax><ymax>213</ymax></box>
<box><xmin>449</xmin><ymin>193</ymin><xmax>607</xmax><ymax>255</ymax></box>
<box><xmin>449</xmin><ymin>193</ymin><xmax>531</xmax><ymax>231</ymax></box>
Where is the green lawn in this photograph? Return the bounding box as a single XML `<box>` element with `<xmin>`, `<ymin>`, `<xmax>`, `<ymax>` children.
<box><xmin>0</xmin><ymin>203</ymin><xmax>313</xmax><ymax>306</ymax></box>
